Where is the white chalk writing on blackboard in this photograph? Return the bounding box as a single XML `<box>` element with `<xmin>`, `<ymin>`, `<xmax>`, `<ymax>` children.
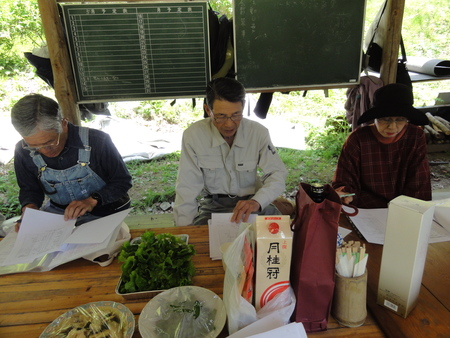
<box><xmin>62</xmin><ymin>2</ymin><xmax>210</xmax><ymax>102</ymax></box>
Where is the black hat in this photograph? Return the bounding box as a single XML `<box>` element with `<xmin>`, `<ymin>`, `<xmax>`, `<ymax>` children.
<box><xmin>357</xmin><ymin>83</ymin><xmax>429</xmax><ymax>125</ymax></box>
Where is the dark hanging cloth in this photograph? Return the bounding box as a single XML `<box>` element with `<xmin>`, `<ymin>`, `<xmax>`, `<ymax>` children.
<box><xmin>24</xmin><ymin>52</ymin><xmax>54</xmax><ymax>88</ymax></box>
<box><xmin>253</xmin><ymin>92</ymin><xmax>274</xmax><ymax>119</ymax></box>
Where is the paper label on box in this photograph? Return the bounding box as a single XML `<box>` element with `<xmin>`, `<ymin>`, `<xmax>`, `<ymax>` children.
<box><xmin>255</xmin><ymin>215</ymin><xmax>292</xmax><ymax>310</ymax></box>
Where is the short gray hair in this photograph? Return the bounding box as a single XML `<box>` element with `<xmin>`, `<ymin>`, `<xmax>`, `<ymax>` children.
<box><xmin>11</xmin><ymin>94</ymin><xmax>63</xmax><ymax>137</ymax></box>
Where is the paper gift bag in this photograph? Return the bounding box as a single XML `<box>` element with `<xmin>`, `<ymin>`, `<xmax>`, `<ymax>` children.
<box><xmin>290</xmin><ymin>183</ymin><xmax>342</xmax><ymax>332</ymax></box>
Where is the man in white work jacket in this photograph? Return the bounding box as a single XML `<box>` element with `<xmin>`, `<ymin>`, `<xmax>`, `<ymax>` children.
<box><xmin>174</xmin><ymin>77</ymin><xmax>287</xmax><ymax>226</ymax></box>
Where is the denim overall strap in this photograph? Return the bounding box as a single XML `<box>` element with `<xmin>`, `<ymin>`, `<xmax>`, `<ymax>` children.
<box><xmin>30</xmin><ymin>149</ymin><xmax>48</xmax><ymax>173</ymax></box>
<box><xmin>29</xmin><ymin>127</ymin><xmax>106</xmax><ymax>206</ymax></box>
<box><xmin>30</xmin><ymin>127</ymin><xmax>92</xmax><ymax>173</ymax></box>
<box><xmin>77</xmin><ymin>126</ymin><xmax>91</xmax><ymax>164</ymax></box>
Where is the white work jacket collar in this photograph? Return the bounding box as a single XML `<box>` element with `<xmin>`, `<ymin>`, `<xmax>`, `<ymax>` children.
<box><xmin>210</xmin><ymin>118</ymin><xmax>246</xmax><ymax>148</ymax></box>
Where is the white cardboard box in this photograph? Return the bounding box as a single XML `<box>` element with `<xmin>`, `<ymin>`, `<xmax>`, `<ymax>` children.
<box><xmin>377</xmin><ymin>196</ymin><xmax>435</xmax><ymax>318</ymax></box>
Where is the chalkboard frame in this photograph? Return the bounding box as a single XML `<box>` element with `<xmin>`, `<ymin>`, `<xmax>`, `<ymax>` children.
<box><xmin>61</xmin><ymin>1</ymin><xmax>211</xmax><ymax>103</ymax></box>
<box><xmin>233</xmin><ymin>0</ymin><xmax>367</xmax><ymax>92</ymax></box>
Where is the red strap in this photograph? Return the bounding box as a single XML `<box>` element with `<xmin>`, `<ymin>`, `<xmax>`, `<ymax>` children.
<box><xmin>341</xmin><ymin>204</ymin><xmax>359</xmax><ymax>217</ymax></box>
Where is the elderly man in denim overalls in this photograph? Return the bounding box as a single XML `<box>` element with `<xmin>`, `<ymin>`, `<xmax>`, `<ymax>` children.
<box><xmin>11</xmin><ymin>94</ymin><xmax>132</xmax><ymax>231</ymax></box>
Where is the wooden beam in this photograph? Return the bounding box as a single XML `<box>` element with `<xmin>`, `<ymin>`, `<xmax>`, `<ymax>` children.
<box><xmin>38</xmin><ymin>0</ymin><xmax>80</xmax><ymax>125</ymax></box>
<box><xmin>380</xmin><ymin>0</ymin><xmax>406</xmax><ymax>85</ymax></box>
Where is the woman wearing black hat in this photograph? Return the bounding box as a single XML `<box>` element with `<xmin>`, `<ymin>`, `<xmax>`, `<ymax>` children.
<box><xmin>332</xmin><ymin>83</ymin><xmax>431</xmax><ymax>208</ymax></box>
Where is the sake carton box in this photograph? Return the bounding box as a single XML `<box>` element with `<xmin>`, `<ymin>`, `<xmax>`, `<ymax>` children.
<box><xmin>377</xmin><ymin>195</ymin><xmax>435</xmax><ymax>318</ymax></box>
<box><xmin>254</xmin><ymin>215</ymin><xmax>292</xmax><ymax>311</ymax></box>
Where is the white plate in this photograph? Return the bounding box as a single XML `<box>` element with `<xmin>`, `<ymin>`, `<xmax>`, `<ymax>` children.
<box><xmin>139</xmin><ymin>286</ymin><xmax>226</xmax><ymax>338</ymax></box>
<box><xmin>40</xmin><ymin>301</ymin><xmax>135</xmax><ymax>337</ymax></box>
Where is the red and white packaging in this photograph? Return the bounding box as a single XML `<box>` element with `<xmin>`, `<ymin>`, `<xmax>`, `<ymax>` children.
<box><xmin>254</xmin><ymin>215</ymin><xmax>292</xmax><ymax>311</ymax></box>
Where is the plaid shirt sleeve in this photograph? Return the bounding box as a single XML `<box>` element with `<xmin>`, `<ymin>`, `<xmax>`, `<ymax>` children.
<box><xmin>401</xmin><ymin>127</ymin><xmax>432</xmax><ymax>201</ymax></box>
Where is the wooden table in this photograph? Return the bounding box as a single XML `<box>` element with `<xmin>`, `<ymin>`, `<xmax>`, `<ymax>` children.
<box><xmin>340</xmin><ymin>215</ymin><xmax>450</xmax><ymax>338</ymax></box>
<box><xmin>0</xmin><ymin>225</ymin><xmax>385</xmax><ymax>337</ymax></box>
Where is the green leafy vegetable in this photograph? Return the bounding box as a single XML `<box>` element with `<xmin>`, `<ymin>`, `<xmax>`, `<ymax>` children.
<box><xmin>156</xmin><ymin>300</ymin><xmax>217</xmax><ymax>337</ymax></box>
<box><xmin>118</xmin><ymin>232</ymin><xmax>196</xmax><ymax>293</ymax></box>
<box><xmin>170</xmin><ymin>300</ymin><xmax>202</xmax><ymax>319</ymax></box>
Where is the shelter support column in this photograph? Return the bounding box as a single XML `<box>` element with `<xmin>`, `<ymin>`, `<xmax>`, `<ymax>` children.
<box><xmin>38</xmin><ymin>0</ymin><xmax>80</xmax><ymax>125</ymax></box>
<box><xmin>379</xmin><ymin>0</ymin><xmax>406</xmax><ymax>85</ymax></box>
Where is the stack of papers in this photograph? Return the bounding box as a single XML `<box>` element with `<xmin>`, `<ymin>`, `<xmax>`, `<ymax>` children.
<box><xmin>208</xmin><ymin>213</ymin><xmax>256</xmax><ymax>260</ymax></box>
<box><xmin>345</xmin><ymin>205</ymin><xmax>450</xmax><ymax>245</ymax></box>
<box><xmin>0</xmin><ymin>208</ymin><xmax>130</xmax><ymax>275</ymax></box>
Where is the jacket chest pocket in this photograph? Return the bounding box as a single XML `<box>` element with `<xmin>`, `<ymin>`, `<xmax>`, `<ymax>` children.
<box><xmin>198</xmin><ymin>156</ymin><xmax>225</xmax><ymax>191</ymax></box>
<box><xmin>236</xmin><ymin>160</ymin><xmax>257</xmax><ymax>189</ymax></box>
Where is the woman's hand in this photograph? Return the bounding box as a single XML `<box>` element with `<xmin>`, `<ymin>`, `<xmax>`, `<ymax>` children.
<box><xmin>337</xmin><ymin>191</ymin><xmax>354</xmax><ymax>205</ymax></box>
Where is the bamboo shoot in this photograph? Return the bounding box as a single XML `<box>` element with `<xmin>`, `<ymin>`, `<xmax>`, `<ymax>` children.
<box><xmin>424</xmin><ymin>124</ymin><xmax>445</xmax><ymax>140</ymax></box>
<box><xmin>425</xmin><ymin>112</ymin><xmax>450</xmax><ymax>135</ymax></box>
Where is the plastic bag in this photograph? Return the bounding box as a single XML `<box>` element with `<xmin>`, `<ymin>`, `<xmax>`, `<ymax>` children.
<box><xmin>138</xmin><ymin>285</ymin><xmax>226</xmax><ymax>338</ymax></box>
<box><xmin>82</xmin><ymin>221</ymin><xmax>131</xmax><ymax>267</ymax></box>
<box><xmin>223</xmin><ymin>224</ymin><xmax>296</xmax><ymax>335</ymax></box>
<box><xmin>40</xmin><ymin>301</ymin><xmax>134</xmax><ymax>337</ymax></box>
<box><xmin>227</xmin><ymin>288</ymin><xmax>296</xmax><ymax>338</ymax></box>
<box><xmin>0</xmin><ymin>215</ymin><xmax>19</xmax><ymax>237</ymax></box>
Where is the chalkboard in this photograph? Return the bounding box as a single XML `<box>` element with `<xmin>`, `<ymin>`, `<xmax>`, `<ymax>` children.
<box><xmin>61</xmin><ymin>2</ymin><xmax>210</xmax><ymax>103</ymax></box>
<box><xmin>234</xmin><ymin>0</ymin><xmax>366</xmax><ymax>91</ymax></box>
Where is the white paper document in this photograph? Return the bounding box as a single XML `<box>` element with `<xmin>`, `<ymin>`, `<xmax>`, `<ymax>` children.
<box><xmin>6</xmin><ymin>209</ymin><xmax>76</xmax><ymax>265</ymax></box>
<box><xmin>338</xmin><ymin>226</ymin><xmax>352</xmax><ymax>239</ymax></box>
<box><xmin>348</xmin><ymin>208</ymin><xmax>450</xmax><ymax>245</ymax></box>
<box><xmin>247</xmin><ymin>322</ymin><xmax>307</xmax><ymax>338</ymax></box>
<box><xmin>0</xmin><ymin>208</ymin><xmax>131</xmax><ymax>274</ymax></box>
<box><xmin>64</xmin><ymin>209</ymin><xmax>131</xmax><ymax>244</ymax></box>
<box><xmin>208</xmin><ymin>213</ymin><xmax>257</xmax><ymax>260</ymax></box>
<box><xmin>49</xmin><ymin>224</ymin><xmax>122</xmax><ymax>269</ymax></box>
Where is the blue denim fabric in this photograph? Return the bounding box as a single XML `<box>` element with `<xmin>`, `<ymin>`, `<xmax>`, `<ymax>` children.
<box><xmin>29</xmin><ymin>127</ymin><xmax>106</xmax><ymax>206</ymax></box>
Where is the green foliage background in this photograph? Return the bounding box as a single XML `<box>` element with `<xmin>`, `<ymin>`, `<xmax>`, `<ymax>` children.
<box><xmin>0</xmin><ymin>1</ymin><xmax>43</xmax><ymax>75</ymax></box>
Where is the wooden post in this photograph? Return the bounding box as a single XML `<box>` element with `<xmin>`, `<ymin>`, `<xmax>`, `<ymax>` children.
<box><xmin>38</xmin><ymin>0</ymin><xmax>80</xmax><ymax>125</ymax></box>
<box><xmin>379</xmin><ymin>0</ymin><xmax>406</xmax><ymax>85</ymax></box>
